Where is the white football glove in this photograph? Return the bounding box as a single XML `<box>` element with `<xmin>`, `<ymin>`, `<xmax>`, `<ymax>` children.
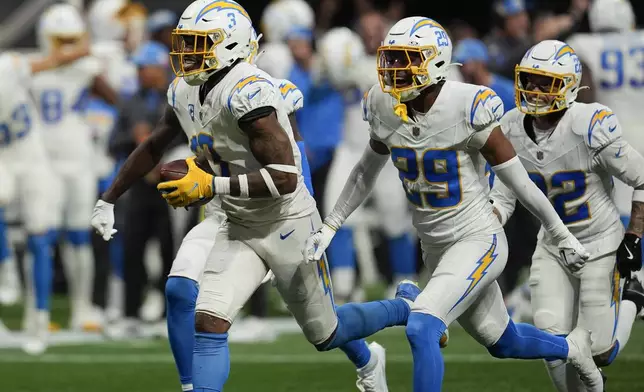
<box><xmin>91</xmin><ymin>199</ymin><xmax>117</xmax><ymax>241</ymax></box>
<box><xmin>303</xmin><ymin>223</ymin><xmax>336</xmax><ymax>264</ymax></box>
<box><xmin>557</xmin><ymin>235</ymin><xmax>590</xmax><ymax>272</ymax></box>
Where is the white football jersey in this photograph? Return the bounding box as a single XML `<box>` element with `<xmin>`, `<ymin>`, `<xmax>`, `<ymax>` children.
<box><xmin>362</xmin><ymin>80</ymin><xmax>505</xmax><ymax>245</ymax></box>
<box><xmin>568</xmin><ymin>31</ymin><xmax>644</xmax><ymax>153</ymax></box>
<box><xmin>31</xmin><ymin>57</ymin><xmax>102</xmax><ymax>162</ymax></box>
<box><xmin>494</xmin><ymin>103</ymin><xmax>644</xmax><ymax>251</ymax></box>
<box><xmin>167</xmin><ymin>63</ymin><xmax>315</xmax><ymax>224</ymax></box>
<box><xmin>0</xmin><ymin>54</ymin><xmax>47</xmax><ymax>163</ymax></box>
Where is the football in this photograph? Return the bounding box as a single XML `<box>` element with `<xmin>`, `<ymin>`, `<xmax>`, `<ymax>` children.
<box><xmin>159</xmin><ymin>158</ymin><xmax>214</xmax><ymax>207</ymax></box>
<box><xmin>159</xmin><ymin>159</ymin><xmax>189</xmax><ymax>182</ymax></box>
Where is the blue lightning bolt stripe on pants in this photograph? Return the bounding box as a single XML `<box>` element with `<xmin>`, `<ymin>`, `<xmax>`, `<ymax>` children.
<box><xmin>406</xmin><ymin>233</ymin><xmax>571</xmax><ymax>391</ymax></box>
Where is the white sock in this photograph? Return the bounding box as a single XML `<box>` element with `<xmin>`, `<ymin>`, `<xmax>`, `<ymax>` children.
<box><xmin>545</xmin><ymin>359</ymin><xmax>569</xmax><ymax>392</ymax></box>
<box><xmin>107</xmin><ymin>274</ymin><xmax>124</xmax><ymax>321</ymax></box>
<box><xmin>616</xmin><ymin>300</ymin><xmax>638</xmax><ymax>353</ymax></box>
<box><xmin>73</xmin><ymin>244</ymin><xmax>95</xmax><ymax>316</ymax></box>
<box><xmin>331</xmin><ymin>267</ymin><xmax>355</xmax><ymax>301</ymax></box>
<box><xmin>61</xmin><ymin>243</ymin><xmax>80</xmax><ymax>323</ymax></box>
<box><xmin>181</xmin><ymin>384</ymin><xmax>194</xmax><ymax>392</ymax></box>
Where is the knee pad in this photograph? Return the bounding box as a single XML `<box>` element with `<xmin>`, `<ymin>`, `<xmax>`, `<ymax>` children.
<box><xmin>66</xmin><ymin>230</ymin><xmax>91</xmax><ymax>246</ymax></box>
<box><xmin>165</xmin><ymin>276</ymin><xmax>198</xmax><ymax>310</ymax></box>
<box><xmin>533</xmin><ymin>310</ymin><xmax>570</xmax><ymax>335</ymax></box>
<box><xmin>593</xmin><ymin>341</ymin><xmax>619</xmax><ymax>367</ymax></box>
<box><xmin>405</xmin><ymin>312</ymin><xmax>446</xmax><ymax>347</ymax></box>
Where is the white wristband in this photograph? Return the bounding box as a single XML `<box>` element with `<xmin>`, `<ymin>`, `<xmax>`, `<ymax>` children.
<box><xmin>238</xmin><ymin>174</ymin><xmax>249</xmax><ymax>198</ymax></box>
<box><xmin>214</xmin><ymin>177</ymin><xmax>231</xmax><ymax>195</ymax></box>
<box><xmin>634</xmin><ymin>189</ymin><xmax>644</xmax><ymax>203</ymax></box>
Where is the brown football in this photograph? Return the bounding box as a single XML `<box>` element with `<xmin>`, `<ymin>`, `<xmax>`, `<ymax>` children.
<box><xmin>159</xmin><ymin>159</ymin><xmax>214</xmax><ymax>207</ymax></box>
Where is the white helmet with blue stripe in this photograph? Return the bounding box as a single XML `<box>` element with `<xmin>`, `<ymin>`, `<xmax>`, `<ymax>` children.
<box><xmin>377</xmin><ymin>17</ymin><xmax>452</xmax><ymax>106</ymax></box>
<box><xmin>38</xmin><ymin>3</ymin><xmax>86</xmax><ymax>53</ymax></box>
<box><xmin>515</xmin><ymin>40</ymin><xmax>582</xmax><ymax>115</ymax></box>
<box><xmin>171</xmin><ymin>0</ymin><xmax>254</xmax><ymax>86</ymax></box>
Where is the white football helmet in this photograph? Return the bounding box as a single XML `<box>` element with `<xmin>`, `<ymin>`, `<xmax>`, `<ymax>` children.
<box><xmin>377</xmin><ymin>17</ymin><xmax>452</xmax><ymax>120</ymax></box>
<box><xmin>318</xmin><ymin>27</ymin><xmax>367</xmax><ymax>90</ymax></box>
<box><xmin>87</xmin><ymin>0</ymin><xmax>147</xmax><ymax>43</ymax></box>
<box><xmin>260</xmin><ymin>0</ymin><xmax>314</xmax><ymax>42</ymax></box>
<box><xmin>171</xmin><ymin>0</ymin><xmax>254</xmax><ymax>86</ymax></box>
<box><xmin>37</xmin><ymin>3</ymin><xmax>86</xmax><ymax>53</ymax></box>
<box><xmin>515</xmin><ymin>40</ymin><xmax>582</xmax><ymax>116</ymax></box>
<box><xmin>589</xmin><ymin>0</ymin><xmax>635</xmax><ymax>33</ymax></box>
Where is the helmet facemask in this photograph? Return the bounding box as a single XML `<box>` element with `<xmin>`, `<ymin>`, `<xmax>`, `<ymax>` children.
<box><xmin>377</xmin><ymin>45</ymin><xmax>437</xmax><ymax>121</ymax></box>
<box><xmin>170</xmin><ymin>28</ymin><xmax>224</xmax><ymax>86</ymax></box>
<box><xmin>515</xmin><ymin>67</ymin><xmax>577</xmax><ymax>116</ymax></box>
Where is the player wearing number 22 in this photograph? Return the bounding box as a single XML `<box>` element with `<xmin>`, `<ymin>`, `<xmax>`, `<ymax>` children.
<box><xmin>305</xmin><ymin>17</ymin><xmax>605</xmax><ymax>392</ymax></box>
<box><xmin>489</xmin><ymin>39</ymin><xmax>644</xmax><ymax>391</ymax></box>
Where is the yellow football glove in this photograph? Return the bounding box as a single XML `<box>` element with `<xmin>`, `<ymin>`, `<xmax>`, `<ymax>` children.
<box><xmin>157</xmin><ymin>156</ymin><xmax>215</xmax><ymax>208</ymax></box>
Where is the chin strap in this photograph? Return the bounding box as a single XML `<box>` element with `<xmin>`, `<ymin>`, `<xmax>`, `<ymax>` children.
<box><xmin>391</xmin><ymin>91</ymin><xmax>409</xmax><ymax>123</ymax></box>
<box><xmin>394</xmin><ymin>103</ymin><xmax>409</xmax><ymax>123</ymax></box>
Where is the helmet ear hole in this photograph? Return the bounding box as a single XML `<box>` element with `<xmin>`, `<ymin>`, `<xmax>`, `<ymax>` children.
<box><xmin>435</xmin><ymin>61</ymin><xmax>445</xmax><ymax>68</ymax></box>
<box><xmin>226</xmin><ymin>42</ymin><xmax>238</xmax><ymax>50</ymax></box>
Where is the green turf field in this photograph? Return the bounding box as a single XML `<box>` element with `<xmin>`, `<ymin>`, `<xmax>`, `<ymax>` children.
<box><xmin>0</xmin><ymin>323</ymin><xmax>643</xmax><ymax>392</ymax></box>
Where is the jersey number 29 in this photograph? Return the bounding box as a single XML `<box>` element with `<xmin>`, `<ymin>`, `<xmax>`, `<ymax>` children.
<box><xmin>391</xmin><ymin>147</ymin><xmax>461</xmax><ymax>209</ymax></box>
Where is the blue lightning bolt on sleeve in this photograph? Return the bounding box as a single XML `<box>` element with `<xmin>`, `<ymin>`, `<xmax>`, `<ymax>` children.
<box><xmin>297</xmin><ymin>140</ymin><xmax>314</xmax><ymax>196</ymax></box>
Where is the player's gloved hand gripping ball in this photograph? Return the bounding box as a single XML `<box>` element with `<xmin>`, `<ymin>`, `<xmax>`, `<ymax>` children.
<box><xmin>157</xmin><ymin>156</ymin><xmax>215</xmax><ymax>208</ymax></box>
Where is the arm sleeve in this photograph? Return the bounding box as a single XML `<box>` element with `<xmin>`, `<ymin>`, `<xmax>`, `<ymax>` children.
<box><xmin>324</xmin><ymin>143</ymin><xmax>389</xmax><ymax>230</ymax></box>
<box><xmin>466</xmin><ymin>87</ymin><xmax>505</xmax><ymax>149</ymax></box>
<box><xmin>594</xmin><ymin>138</ymin><xmax>644</xmax><ymax>190</ymax></box>
<box><xmin>488</xmin><ymin>175</ymin><xmax>518</xmax><ymax>225</ymax></box>
<box><xmin>227</xmin><ymin>75</ymin><xmax>280</xmax><ymax>121</ymax></box>
<box><xmin>492</xmin><ymin>156</ymin><xmax>569</xmax><ymax>242</ymax></box>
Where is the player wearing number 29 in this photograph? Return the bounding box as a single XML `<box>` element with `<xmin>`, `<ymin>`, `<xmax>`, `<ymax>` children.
<box><xmin>489</xmin><ymin>39</ymin><xmax>644</xmax><ymax>391</ymax></box>
<box><xmin>304</xmin><ymin>17</ymin><xmax>604</xmax><ymax>392</ymax></box>
<box><xmin>30</xmin><ymin>3</ymin><xmax>118</xmax><ymax>332</ymax></box>
<box><xmin>91</xmin><ymin>1</ymin><xmax>430</xmax><ymax>391</ymax></box>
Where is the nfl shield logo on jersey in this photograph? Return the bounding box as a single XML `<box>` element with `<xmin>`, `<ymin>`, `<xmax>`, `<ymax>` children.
<box><xmin>413</xmin><ymin>127</ymin><xmax>420</xmax><ymax>137</ymax></box>
<box><xmin>537</xmin><ymin>151</ymin><xmax>544</xmax><ymax>160</ymax></box>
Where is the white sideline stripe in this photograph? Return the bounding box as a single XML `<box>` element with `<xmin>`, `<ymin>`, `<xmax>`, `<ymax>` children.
<box><xmin>1</xmin><ymin>353</ymin><xmax>644</xmax><ymax>364</ymax></box>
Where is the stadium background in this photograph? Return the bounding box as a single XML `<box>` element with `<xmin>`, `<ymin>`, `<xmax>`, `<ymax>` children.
<box><xmin>0</xmin><ymin>0</ymin><xmax>643</xmax><ymax>391</ymax></box>
<box><xmin>2</xmin><ymin>0</ymin><xmax>644</xmax><ymax>49</ymax></box>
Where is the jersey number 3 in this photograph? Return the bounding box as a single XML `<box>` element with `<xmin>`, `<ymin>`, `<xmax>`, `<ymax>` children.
<box><xmin>529</xmin><ymin>171</ymin><xmax>589</xmax><ymax>224</ymax></box>
<box><xmin>390</xmin><ymin>148</ymin><xmax>461</xmax><ymax>209</ymax></box>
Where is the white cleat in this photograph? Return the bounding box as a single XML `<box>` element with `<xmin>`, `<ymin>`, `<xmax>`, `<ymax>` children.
<box><xmin>356</xmin><ymin>342</ymin><xmax>388</xmax><ymax>392</ymax></box>
<box><xmin>22</xmin><ymin>310</ymin><xmax>49</xmax><ymax>356</ymax></box>
<box><xmin>565</xmin><ymin>328</ymin><xmax>603</xmax><ymax>392</ymax></box>
<box><xmin>0</xmin><ymin>257</ymin><xmax>21</xmax><ymax>306</ymax></box>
